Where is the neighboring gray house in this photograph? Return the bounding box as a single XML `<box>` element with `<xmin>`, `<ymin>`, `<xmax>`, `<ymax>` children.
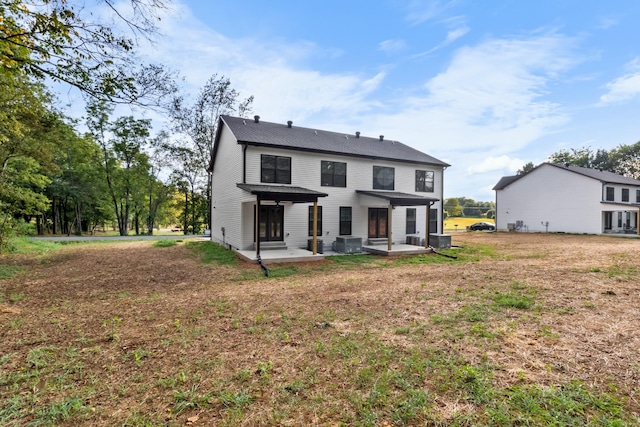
<box><xmin>209</xmin><ymin>115</ymin><xmax>450</xmax><ymax>259</ymax></box>
<box><xmin>494</xmin><ymin>162</ymin><xmax>640</xmax><ymax>234</ymax></box>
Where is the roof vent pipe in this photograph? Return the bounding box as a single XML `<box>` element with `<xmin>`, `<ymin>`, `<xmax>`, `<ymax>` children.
<box><xmin>356</xmin><ymin>131</ymin><xmax>360</xmax><ymax>138</ymax></box>
<box><xmin>287</xmin><ymin>120</ymin><xmax>292</xmax><ymax>128</ymax></box>
<box><xmin>564</xmin><ymin>162</ymin><xmax>570</xmax><ymax>167</ymax></box>
<box><xmin>254</xmin><ymin>115</ymin><xmax>260</xmax><ymax>123</ymax></box>
<box><xmin>379</xmin><ymin>135</ymin><xmax>384</xmax><ymax>141</ymax></box>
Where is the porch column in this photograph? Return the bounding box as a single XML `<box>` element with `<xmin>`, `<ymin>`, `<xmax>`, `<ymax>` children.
<box><xmin>312</xmin><ymin>201</ymin><xmax>318</xmax><ymax>255</ymax></box>
<box><xmin>424</xmin><ymin>204</ymin><xmax>430</xmax><ymax>248</ymax></box>
<box><xmin>388</xmin><ymin>205</ymin><xmax>393</xmax><ymax>251</ymax></box>
<box><xmin>255</xmin><ymin>197</ymin><xmax>261</xmax><ymax>258</ymax></box>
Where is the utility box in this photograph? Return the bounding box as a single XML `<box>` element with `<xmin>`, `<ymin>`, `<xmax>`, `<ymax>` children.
<box><xmin>428</xmin><ymin>233</ymin><xmax>451</xmax><ymax>249</ymax></box>
<box><xmin>307</xmin><ymin>239</ymin><xmax>323</xmax><ymax>254</ymax></box>
<box><xmin>335</xmin><ymin>236</ymin><xmax>362</xmax><ymax>253</ymax></box>
<box><xmin>406</xmin><ymin>236</ymin><xmax>420</xmax><ymax>245</ymax></box>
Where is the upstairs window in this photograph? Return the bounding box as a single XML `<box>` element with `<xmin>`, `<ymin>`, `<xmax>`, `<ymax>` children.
<box><xmin>373</xmin><ymin>166</ymin><xmax>394</xmax><ymax>190</ymax></box>
<box><xmin>261</xmin><ymin>155</ymin><xmax>291</xmax><ymax>184</ymax></box>
<box><xmin>308</xmin><ymin>206</ymin><xmax>322</xmax><ymax>236</ymax></box>
<box><xmin>637</xmin><ymin>189</ymin><xmax>640</xmax><ymax>203</ymax></box>
<box><xmin>622</xmin><ymin>188</ymin><xmax>629</xmax><ymax>202</ymax></box>
<box><xmin>415</xmin><ymin>170</ymin><xmax>434</xmax><ymax>192</ymax></box>
<box><xmin>605</xmin><ymin>187</ymin><xmax>614</xmax><ymax>201</ymax></box>
<box><xmin>321</xmin><ymin>161</ymin><xmax>347</xmax><ymax>187</ymax></box>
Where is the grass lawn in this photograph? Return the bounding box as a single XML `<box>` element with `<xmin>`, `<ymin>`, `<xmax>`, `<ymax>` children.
<box><xmin>0</xmin><ymin>233</ymin><xmax>638</xmax><ymax>426</ymax></box>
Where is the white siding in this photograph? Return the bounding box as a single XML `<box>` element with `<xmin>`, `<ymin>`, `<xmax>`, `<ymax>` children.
<box><xmin>496</xmin><ymin>164</ymin><xmax>603</xmax><ymax>234</ymax></box>
<box><xmin>210</xmin><ymin>123</ymin><xmax>253</xmax><ymax>249</ymax></box>
<box><xmin>242</xmin><ymin>146</ymin><xmax>445</xmax><ymax>250</ymax></box>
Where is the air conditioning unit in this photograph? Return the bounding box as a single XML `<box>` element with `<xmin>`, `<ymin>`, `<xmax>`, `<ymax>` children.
<box><xmin>335</xmin><ymin>236</ymin><xmax>362</xmax><ymax>254</ymax></box>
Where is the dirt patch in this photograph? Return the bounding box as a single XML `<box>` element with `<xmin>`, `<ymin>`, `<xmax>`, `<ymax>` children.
<box><xmin>1</xmin><ymin>233</ymin><xmax>639</xmax><ymax>425</ymax></box>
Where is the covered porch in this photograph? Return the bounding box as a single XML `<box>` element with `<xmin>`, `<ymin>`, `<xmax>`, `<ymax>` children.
<box><xmin>601</xmin><ymin>203</ymin><xmax>640</xmax><ymax>235</ymax></box>
<box><xmin>356</xmin><ymin>190</ymin><xmax>441</xmax><ymax>251</ymax></box>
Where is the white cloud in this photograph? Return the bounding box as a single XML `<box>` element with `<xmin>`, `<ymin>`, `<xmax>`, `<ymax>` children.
<box><xmin>405</xmin><ymin>0</ymin><xmax>461</xmax><ymax>25</ymax></box>
<box><xmin>599</xmin><ymin>57</ymin><xmax>640</xmax><ymax>104</ymax></box>
<box><xmin>466</xmin><ymin>155</ymin><xmax>525</xmax><ymax>174</ymax></box>
<box><xmin>378</xmin><ymin>39</ymin><xmax>408</xmax><ymax>55</ymax></box>
<box><xmin>130</xmin><ymin>4</ymin><xmax>582</xmax><ymax>201</ymax></box>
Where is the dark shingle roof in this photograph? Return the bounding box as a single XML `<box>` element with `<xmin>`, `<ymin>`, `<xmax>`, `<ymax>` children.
<box><xmin>492</xmin><ymin>175</ymin><xmax>520</xmax><ymax>190</ymax></box>
<box><xmin>220</xmin><ymin>115</ymin><xmax>449</xmax><ymax>167</ymax></box>
<box><xmin>493</xmin><ymin>163</ymin><xmax>640</xmax><ymax>190</ymax></box>
<box><xmin>356</xmin><ymin>190</ymin><xmax>440</xmax><ymax>206</ymax></box>
<box><xmin>547</xmin><ymin>163</ymin><xmax>640</xmax><ymax>185</ymax></box>
<box><xmin>236</xmin><ymin>183</ymin><xmax>328</xmax><ymax>203</ymax></box>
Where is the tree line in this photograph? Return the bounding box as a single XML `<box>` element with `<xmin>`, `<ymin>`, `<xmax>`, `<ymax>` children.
<box><xmin>0</xmin><ymin>0</ymin><xmax>252</xmax><ymax>251</ymax></box>
<box><xmin>517</xmin><ymin>143</ymin><xmax>640</xmax><ymax>179</ymax></box>
<box><xmin>444</xmin><ymin>198</ymin><xmax>495</xmax><ymax>219</ymax></box>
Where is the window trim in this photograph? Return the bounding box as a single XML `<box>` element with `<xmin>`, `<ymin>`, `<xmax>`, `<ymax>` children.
<box><xmin>605</xmin><ymin>186</ymin><xmax>615</xmax><ymax>201</ymax></box>
<box><xmin>321</xmin><ymin>160</ymin><xmax>347</xmax><ymax>187</ymax></box>
<box><xmin>308</xmin><ymin>206</ymin><xmax>322</xmax><ymax>237</ymax></box>
<box><xmin>373</xmin><ymin>166</ymin><xmax>395</xmax><ymax>190</ymax></box>
<box><xmin>415</xmin><ymin>170</ymin><xmax>434</xmax><ymax>193</ymax></box>
<box><xmin>406</xmin><ymin>208</ymin><xmax>417</xmax><ymax>234</ymax></box>
<box><xmin>261</xmin><ymin>154</ymin><xmax>291</xmax><ymax>184</ymax></box>
<box><xmin>339</xmin><ymin>206</ymin><xmax>352</xmax><ymax>236</ymax></box>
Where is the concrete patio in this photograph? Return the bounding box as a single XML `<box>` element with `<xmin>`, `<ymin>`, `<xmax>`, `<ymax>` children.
<box><xmin>235</xmin><ymin>243</ymin><xmax>432</xmax><ymax>264</ymax></box>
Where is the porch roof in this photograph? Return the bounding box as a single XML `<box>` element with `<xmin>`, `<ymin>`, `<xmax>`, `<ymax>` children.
<box><xmin>237</xmin><ymin>183</ymin><xmax>328</xmax><ymax>203</ymax></box>
<box><xmin>356</xmin><ymin>190</ymin><xmax>440</xmax><ymax>206</ymax></box>
<box><xmin>600</xmin><ymin>201</ymin><xmax>640</xmax><ymax>210</ymax></box>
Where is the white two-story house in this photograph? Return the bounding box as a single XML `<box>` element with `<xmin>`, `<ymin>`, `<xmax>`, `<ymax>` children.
<box><xmin>209</xmin><ymin>115</ymin><xmax>450</xmax><ymax>260</ymax></box>
<box><xmin>494</xmin><ymin>162</ymin><xmax>640</xmax><ymax>234</ymax></box>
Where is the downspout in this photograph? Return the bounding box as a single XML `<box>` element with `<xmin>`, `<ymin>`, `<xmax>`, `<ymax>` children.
<box><xmin>388</xmin><ymin>204</ymin><xmax>393</xmax><ymax>251</ymax></box>
<box><xmin>440</xmin><ymin>166</ymin><xmax>447</xmax><ymax>234</ymax></box>
<box><xmin>424</xmin><ymin>203</ymin><xmax>430</xmax><ymax>249</ymax></box>
<box><xmin>242</xmin><ymin>144</ymin><xmax>248</xmax><ymax>184</ymax></box>
<box><xmin>255</xmin><ymin>195</ymin><xmax>268</xmax><ymax>277</ymax></box>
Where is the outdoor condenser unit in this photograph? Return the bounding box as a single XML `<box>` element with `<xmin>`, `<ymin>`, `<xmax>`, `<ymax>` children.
<box><xmin>335</xmin><ymin>236</ymin><xmax>362</xmax><ymax>254</ymax></box>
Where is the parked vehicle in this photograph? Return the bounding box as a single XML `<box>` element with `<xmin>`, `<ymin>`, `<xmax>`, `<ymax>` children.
<box><xmin>468</xmin><ymin>222</ymin><xmax>495</xmax><ymax>231</ymax></box>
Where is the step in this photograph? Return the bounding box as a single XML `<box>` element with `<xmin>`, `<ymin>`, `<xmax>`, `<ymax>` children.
<box><xmin>254</xmin><ymin>241</ymin><xmax>287</xmax><ymax>250</ymax></box>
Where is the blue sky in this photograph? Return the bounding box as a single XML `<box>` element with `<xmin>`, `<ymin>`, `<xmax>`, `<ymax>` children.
<box><xmin>131</xmin><ymin>0</ymin><xmax>640</xmax><ymax>201</ymax></box>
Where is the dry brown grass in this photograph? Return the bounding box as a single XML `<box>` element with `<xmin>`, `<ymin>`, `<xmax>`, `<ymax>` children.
<box><xmin>1</xmin><ymin>233</ymin><xmax>639</xmax><ymax>426</ymax></box>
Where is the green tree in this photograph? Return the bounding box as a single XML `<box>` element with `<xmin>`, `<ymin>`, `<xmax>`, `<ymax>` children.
<box><xmin>610</xmin><ymin>142</ymin><xmax>640</xmax><ymax>179</ymax></box>
<box><xmin>444</xmin><ymin>198</ymin><xmax>463</xmax><ymax>217</ymax></box>
<box><xmin>517</xmin><ymin>162</ymin><xmax>535</xmax><ymax>175</ymax></box>
<box><xmin>86</xmin><ymin>100</ymin><xmax>158</xmax><ymax>236</ymax></box>
<box><xmin>0</xmin><ymin>69</ymin><xmax>59</xmax><ymax>247</ymax></box>
<box><xmin>1</xmin><ymin>0</ymin><xmax>176</xmax><ymax>105</ymax></box>
<box><xmin>547</xmin><ymin>147</ymin><xmax>614</xmax><ymax>171</ymax></box>
<box><xmin>168</xmin><ymin>74</ymin><xmax>253</xmax><ymax>231</ymax></box>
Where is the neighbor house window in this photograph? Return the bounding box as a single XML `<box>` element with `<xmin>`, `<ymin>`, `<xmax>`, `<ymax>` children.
<box><xmin>622</xmin><ymin>188</ymin><xmax>629</xmax><ymax>202</ymax></box>
<box><xmin>373</xmin><ymin>166</ymin><xmax>394</xmax><ymax>190</ymax></box>
<box><xmin>406</xmin><ymin>208</ymin><xmax>416</xmax><ymax>234</ymax></box>
<box><xmin>604</xmin><ymin>212</ymin><xmax>612</xmax><ymax>230</ymax></box>
<box><xmin>606</xmin><ymin>187</ymin><xmax>614</xmax><ymax>201</ymax></box>
<box><xmin>261</xmin><ymin>155</ymin><xmax>291</xmax><ymax>184</ymax></box>
<box><xmin>618</xmin><ymin>212</ymin><xmax>622</xmax><ymax>228</ymax></box>
<box><xmin>626</xmin><ymin>211</ymin><xmax>631</xmax><ymax>228</ymax></box>
<box><xmin>321</xmin><ymin>161</ymin><xmax>346</xmax><ymax>187</ymax></box>
<box><xmin>308</xmin><ymin>206</ymin><xmax>322</xmax><ymax>236</ymax></box>
<box><xmin>637</xmin><ymin>189</ymin><xmax>640</xmax><ymax>203</ymax></box>
<box><xmin>339</xmin><ymin>207</ymin><xmax>352</xmax><ymax>235</ymax></box>
<box><xmin>415</xmin><ymin>170</ymin><xmax>434</xmax><ymax>192</ymax></box>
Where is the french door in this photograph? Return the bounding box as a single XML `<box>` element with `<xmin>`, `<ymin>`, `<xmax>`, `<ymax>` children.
<box><xmin>258</xmin><ymin>206</ymin><xmax>284</xmax><ymax>241</ymax></box>
<box><xmin>368</xmin><ymin>208</ymin><xmax>388</xmax><ymax>238</ymax></box>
